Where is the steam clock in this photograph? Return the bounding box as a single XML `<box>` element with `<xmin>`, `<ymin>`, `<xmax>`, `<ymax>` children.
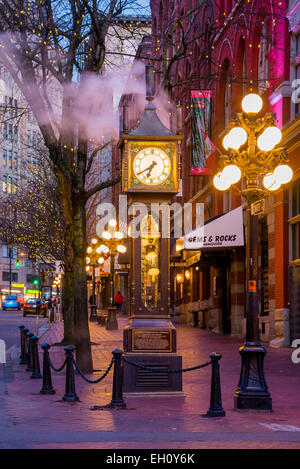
<box><xmin>118</xmin><ymin>65</ymin><xmax>184</xmax><ymax>394</ymax></box>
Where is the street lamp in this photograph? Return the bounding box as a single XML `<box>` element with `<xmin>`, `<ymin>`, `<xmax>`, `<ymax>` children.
<box><xmin>101</xmin><ymin>222</ymin><xmax>127</xmax><ymax>330</ymax></box>
<box><xmin>86</xmin><ymin>223</ymin><xmax>126</xmax><ymax>328</ymax></box>
<box><xmin>213</xmin><ymin>93</ymin><xmax>293</xmax><ymax>411</ymax></box>
<box><xmin>85</xmin><ymin>243</ymin><xmax>108</xmax><ymax>322</ymax></box>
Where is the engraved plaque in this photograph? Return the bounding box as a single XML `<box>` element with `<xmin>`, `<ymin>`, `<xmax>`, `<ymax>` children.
<box><xmin>132</xmin><ymin>330</ymin><xmax>172</xmax><ymax>353</ymax></box>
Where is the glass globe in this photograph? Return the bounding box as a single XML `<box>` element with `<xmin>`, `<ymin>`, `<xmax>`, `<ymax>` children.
<box><xmin>263</xmin><ymin>173</ymin><xmax>281</xmax><ymax>191</ymax></box>
<box><xmin>273</xmin><ymin>164</ymin><xmax>293</xmax><ymax>184</ymax></box>
<box><xmin>114</xmin><ymin>231</ymin><xmax>123</xmax><ymax>239</ymax></box>
<box><xmin>222</xmin><ymin>164</ymin><xmax>241</xmax><ymax>184</ymax></box>
<box><xmin>213</xmin><ymin>171</ymin><xmax>231</xmax><ymax>191</ymax></box>
<box><xmin>268</xmin><ymin>179</ymin><xmax>281</xmax><ymax>191</ymax></box>
<box><xmin>102</xmin><ymin>231</ymin><xmax>112</xmax><ymax>240</ymax></box>
<box><xmin>242</xmin><ymin>93</ymin><xmax>263</xmax><ymax>114</ymax></box>
<box><xmin>117</xmin><ymin>245</ymin><xmax>126</xmax><ymax>253</ymax></box>
<box><xmin>97</xmin><ymin>257</ymin><xmax>105</xmax><ymax>264</ymax></box>
<box><xmin>257</xmin><ymin>126</ymin><xmax>282</xmax><ymax>152</ymax></box>
<box><xmin>86</xmin><ymin>257</ymin><xmax>90</xmax><ymax>264</ymax></box>
<box><xmin>223</xmin><ymin>127</ymin><xmax>247</xmax><ymax>150</ymax></box>
<box><xmin>87</xmin><ymin>246</ymin><xmax>92</xmax><ymax>253</ymax></box>
<box><xmin>108</xmin><ymin>219</ymin><xmax>117</xmax><ymax>227</ymax></box>
<box><xmin>263</xmin><ymin>173</ymin><xmax>275</xmax><ymax>189</ymax></box>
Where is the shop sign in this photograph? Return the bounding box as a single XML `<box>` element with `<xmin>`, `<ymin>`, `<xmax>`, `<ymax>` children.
<box><xmin>184</xmin><ymin>206</ymin><xmax>244</xmax><ymax>250</ymax></box>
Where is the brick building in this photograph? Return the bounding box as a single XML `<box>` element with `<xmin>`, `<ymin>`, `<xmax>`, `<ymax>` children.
<box><xmin>141</xmin><ymin>0</ymin><xmax>300</xmax><ymax>345</ymax></box>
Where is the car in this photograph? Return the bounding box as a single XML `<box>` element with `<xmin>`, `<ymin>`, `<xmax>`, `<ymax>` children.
<box><xmin>16</xmin><ymin>294</ymin><xmax>25</xmax><ymax>308</ymax></box>
<box><xmin>23</xmin><ymin>298</ymin><xmax>47</xmax><ymax>317</ymax></box>
<box><xmin>2</xmin><ymin>294</ymin><xmax>21</xmax><ymax>310</ymax></box>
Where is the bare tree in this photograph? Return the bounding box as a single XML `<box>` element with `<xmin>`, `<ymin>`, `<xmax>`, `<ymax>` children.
<box><xmin>0</xmin><ymin>156</ymin><xmax>65</xmax><ymax>263</ymax></box>
<box><xmin>0</xmin><ymin>0</ymin><xmax>150</xmax><ymax>371</ymax></box>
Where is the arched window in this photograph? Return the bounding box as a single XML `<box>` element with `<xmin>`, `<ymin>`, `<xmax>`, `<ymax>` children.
<box><xmin>224</xmin><ymin>64</ymin><xmax>232</xmax><ymax>126</ymax></box>
<box><xmin>258</xmin><ymin>22</ymin><xmax>270</xmax><ymax>93</ymax></box>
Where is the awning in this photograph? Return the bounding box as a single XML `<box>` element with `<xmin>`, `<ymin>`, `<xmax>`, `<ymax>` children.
<box><xmin>184</xmin><ymin>206</ymin><xmax>244</xmax><ymax>250</ymax></box>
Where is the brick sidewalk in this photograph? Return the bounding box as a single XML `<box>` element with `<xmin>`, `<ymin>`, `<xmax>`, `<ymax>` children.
<box><xmin>2</xmin><ymin>317</ymin><xmax>300</xmax><ymax>449</ymax></box>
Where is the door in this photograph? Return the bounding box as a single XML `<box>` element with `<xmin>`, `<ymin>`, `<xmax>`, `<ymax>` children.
<box><xmin>222</xmin><ymin>263</ymin><xmax>231</xmax><ymax>334</ymax></box>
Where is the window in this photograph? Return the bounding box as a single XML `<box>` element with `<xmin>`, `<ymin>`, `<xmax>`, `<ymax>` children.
<box><xmin>202</xmin><ymin>266</ymin><xmax>211</xmax><ymax>299</ymax></box>
<box><xmin>2</xmin><ymin>246</ymin><xmax>17</xmax><ymax>258</ymax></box>
<box><xmin>26</xmin><ymin>154</ymin><xmax>31</xmax><ymax>170</ymax></box>
<box><xmin>14</xmin><ymin>99</ymin><xmax>18</xmax><ymax>118</ymax></box>
<box><xmin>258</xmin><ymin>22</ymin><xmax>270</xmax><ymax>93</ymax></box>
<box><xmin>7</xmin><ymin>176</ymin><xmax>12</xmax><ymax>193</ymax></box>
<box><xmin>2</xmin><ymin>272</ymin><xmax>18</xmax><ymax>282</ymax></box>
<box><xmin>8</xmin><ymin>97</ymin><xmax>13</xmax><ymax>118</ymax></box>
<box><xmin>2</xmin><ymin>149</ymin><xmax>7</xmax><ymax>167</ymax></box>
<box><xmin>27</xmin><ymin>130</ymin><xmax>31</xmax><ymax>146</ymax></box>
<box><xmin>14</xmin><ymin>126</ymin><xmax>18</xmax><ymax>142</ymax></box>
<box><xmin>8</xmin><ymin>150</ymin><xmax>12</xmax><ymax>169</ymax></box>
<box><xmin>3</xmin><ymin>124</ymin><xmax>7</xmax><ymax>139</ymax></box>
<box><xmin>291</xmin><ymin>177</ymin><xmax>300</xmax><ymax>261</ymax></box>
<box><xmin>224</xmin><ymin>68</ymin><xmax>232</xmax><ymax>126</ymax></box>
<box><xmin>8</xmin><ymin>124</ymin><xmax>12</xmax><ymax>140</ymax></box>
<box><xmin>13</xmin><ymin>178</ymin><xmax>18</xmax><ymax>194</ymax></box>
<box><xmin>27</xmin><ymin>274</ymin><xmax>39</xmax><ymax>283</ymax></box>
<box><xmin>2</xmin><ymin>175</ymin><xmax>7</xmax><ymax>192</ymax></box>
<box><xmin>13</xmin><ymin>152</ymin><xmax>18</xmax><ymax>170</ymax></box>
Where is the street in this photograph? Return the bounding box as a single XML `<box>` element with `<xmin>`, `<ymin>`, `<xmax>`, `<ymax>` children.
<box><xmin>0</xmin><ymin>317</ymin><xmax>300</xmax><ymax>450</ymax></box>
<box><xmin>0</xmin><ymin>309</ymin><xmax>48</xmax><ymax>351</ymax></box>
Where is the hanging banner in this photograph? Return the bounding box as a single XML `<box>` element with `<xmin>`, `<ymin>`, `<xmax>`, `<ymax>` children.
<box><xmin>191</xmin><ymin>90</ymin><xmax>215</xmax><ymax>175</ymax></box>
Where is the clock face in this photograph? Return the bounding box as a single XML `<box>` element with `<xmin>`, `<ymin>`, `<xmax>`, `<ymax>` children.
<box><xmin>133</xmin><ymin>147</ymin><xmax>171</xmax><ymax>185</ymax></box>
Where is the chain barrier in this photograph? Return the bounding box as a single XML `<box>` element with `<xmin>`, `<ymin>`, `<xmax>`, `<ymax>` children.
<box><xmin>18</xmin><ymin>326</ymin><xmax>226</xmax><ymax>416</ymax></box>
<box><xmin>71</xmin><ymin>355</ymin><xmax>114</xmax><ymax>384</ymax></box>
<box><xmin>123</xmin><ymin>356</ymin><xmax>212</xmax><ymax>373</ymax></box>
<box><xmin>46</xmin><ymin>353</ymin><xmax>67</xmax><ymax>373</ymax></box>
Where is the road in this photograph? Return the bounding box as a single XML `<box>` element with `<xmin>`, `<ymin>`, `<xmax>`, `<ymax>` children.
<box><xmin>0</xmin><ymin>309</ymin><xmax>48</xmax><ymax>351</ymax></box>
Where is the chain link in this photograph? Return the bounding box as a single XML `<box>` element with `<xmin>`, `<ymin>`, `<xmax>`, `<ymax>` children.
<box><xmin>123</xmin><ymin>357</ymin><xmax>212</xmax><ymax>373</ymax></box>
<box><xmin>71</xmin><ymin>356</ymin><xmax>114</xmax><ymax>384</ymax></box>
<box><xmin>46</xmin><ymin>352</ymin><xmax>67</xmax><ymax>373</ymax></box>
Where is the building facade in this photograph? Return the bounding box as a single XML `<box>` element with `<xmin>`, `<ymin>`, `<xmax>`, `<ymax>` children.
<box><xmin>146</xmin><ymin>0</ymin><xmax>300</xmax><ymax>346</ymax></box>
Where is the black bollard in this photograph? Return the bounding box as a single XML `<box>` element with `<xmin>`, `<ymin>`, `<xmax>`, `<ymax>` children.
<box><xmin>30</xmin><ymin>335</ymin><xmax>42</xmax><ymax>379</ymax></box>
<box><xmin>203</xmin><ymin>352</ymin><xmax>226</xmax><ymax>417</ymax></box>
<box><xmin>109</xmin><ymin>349</ymin><xmax>126</xmax><ymax>408</ymax></box>
<box><xmin>40</xmin><ymin>343</ymin><xmax>55</xmax><ymax>395</ymax></box>
<box><xmin>26</xmin><ymin>332</ymin><xmax>34</xmax><ymax>372</ymax></box>
<box><xmin>22</xmin><ymin>328</ymin><xmax>29</xmax><ymax>364</ymax></box>
<box><xmin>62</xmin><ymin>346</ymin><xmax>79</xmax><ymax>402</ymax></box>
<box><xmin>19</xmin><ymin>325</ymin><xmax>27</xmax><ymax>364</ymax></box>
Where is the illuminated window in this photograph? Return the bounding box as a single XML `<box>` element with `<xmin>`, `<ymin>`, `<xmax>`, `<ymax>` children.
<box><xmin>2</xmin><ymin>149</ymin><xmax>7</xmax><ymax>167</ymax></box>
<box><xmin>7</xmin><ymin>176</ymin><xmax>11</xmax><ymax>193</ymax></box>
<box><xmin>8</xmin><ymin>150</ymin><xmax>12</xmax><ymax>169</ymax></box>
<box><xmin>2</xmin><ymin>175</ymin><xmax>7</xmax><ymax>192</ymax></box>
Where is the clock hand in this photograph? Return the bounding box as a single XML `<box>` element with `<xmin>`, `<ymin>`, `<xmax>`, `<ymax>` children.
<box><xmin>136</xmin><ymin>160</ymin><xmax>157</xmax><ymax>177</ymax></box>
<box><xmin>146</xmin><ymin>160</ymin><xmax>157</xmax><ymax>177</ymax></box>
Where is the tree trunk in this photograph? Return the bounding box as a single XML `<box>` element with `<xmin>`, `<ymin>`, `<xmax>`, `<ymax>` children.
<box><xmin>72</xmin><ymin>190</ymin><xmax>93</xmax><ymax>372</ymax></box>
<box><xmin>61</xmin><ymin>270</ymin><xmax>75</xmax><ymax>344</ymax></box>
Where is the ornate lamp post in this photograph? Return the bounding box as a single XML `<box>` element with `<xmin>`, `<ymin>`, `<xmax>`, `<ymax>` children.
<box><xmin>86</xmin><ymin>220</ymin><xmax>127</xmax><ymax>329</ymax></box>
<box><xmin>213</xmin><ymin>93</ymin><xmax>293</xmax><ymax>411</ymax></box>
<box><xmin>86</xmin><ymin>237</ymin><xmax>106</xmax><ymax>322</ymax></box>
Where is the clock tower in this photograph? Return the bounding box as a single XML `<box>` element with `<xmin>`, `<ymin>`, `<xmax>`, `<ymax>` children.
<box><xmin>118</xmin><ymin>64</ymin><xmax>184</xmax><ymax>395</ymax></box>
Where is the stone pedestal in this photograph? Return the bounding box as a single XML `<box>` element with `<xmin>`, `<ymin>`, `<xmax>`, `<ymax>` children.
<box><xmin>123</xmin><ymin>318</ymin><xmax>183</xmax><ymax>395</ymax></box>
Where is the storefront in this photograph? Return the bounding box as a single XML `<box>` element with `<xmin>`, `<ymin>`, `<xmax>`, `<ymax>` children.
<box><xmin>171</xmin><ymin>206</ymin><xmax>246</xmax><ymax>337</ymax></box>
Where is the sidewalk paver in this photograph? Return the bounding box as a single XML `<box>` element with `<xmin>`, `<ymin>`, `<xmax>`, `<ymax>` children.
<box><xmin>1</xmin><ymin>316</ymin><xmax>300</xmax><ymax>449</ymax></box>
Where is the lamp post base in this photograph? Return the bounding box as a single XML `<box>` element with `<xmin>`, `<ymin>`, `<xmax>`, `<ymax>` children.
<box><xmin>106</xmin><ymin>306</ymin><xmax>118</xmax><ymax>330</ymax></box>
<box><xmin>234</xmin><ymin>343</ymin><xmax>272</xmax><ymax>411</ymax></box>
<box><xmin>89</xmin><ymin>305</ymin><xmax>97</xmax><ymax>322</ymax></box>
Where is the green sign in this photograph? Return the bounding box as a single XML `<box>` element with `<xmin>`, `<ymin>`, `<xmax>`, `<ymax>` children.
<box><xmin>26</xmin><ymin>289</ymin><xmax>40</xmax><ymax>294</ymax></box>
